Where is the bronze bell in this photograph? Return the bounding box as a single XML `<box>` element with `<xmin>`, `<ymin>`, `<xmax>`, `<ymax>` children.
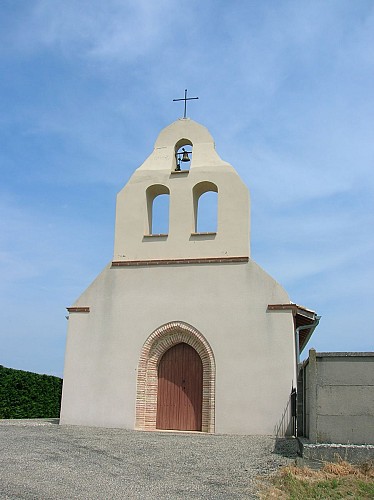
<box><xmin>181</xmin><ymin>148</ymin><xmax>190</xmax><ymax>162</ymax></box>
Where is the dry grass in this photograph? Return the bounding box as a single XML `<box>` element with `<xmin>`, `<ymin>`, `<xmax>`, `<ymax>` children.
<box><xmin>259</xmin><ymin>458</ymin><xmax>374</xmax><ymax>499</ymax></box>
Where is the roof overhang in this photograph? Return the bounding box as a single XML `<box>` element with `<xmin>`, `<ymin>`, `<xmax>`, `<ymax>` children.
<box><xmin>267</xmin><ymin>303</ymin><xmax>320</xmax><ymax>353</ymax></box>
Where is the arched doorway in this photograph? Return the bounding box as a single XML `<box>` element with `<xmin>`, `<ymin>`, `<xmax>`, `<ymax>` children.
<box><xmin>135</xmin><ymin>321</ymin><xmax>215</xmax><ymax>433</ymax></box>
<box><xmin>156</xmin><ymin>343</ymin><xmax>203</xmax><ymax>431</ymax></box>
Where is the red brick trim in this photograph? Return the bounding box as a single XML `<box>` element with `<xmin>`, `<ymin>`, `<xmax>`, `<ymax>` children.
<box><xmin>135</xmin><ymin>321</ymin><xmax>216</xmax><ymax>433</ymax></box>
<box><xmin>112</xmin><ymin>256</ymin><xmax>248</xmax><ymax>267</ymax></box>
<box><xmin>66</xmin><ymin>307</ymin><xmax>90</xmax><ymax>313</ymax></box>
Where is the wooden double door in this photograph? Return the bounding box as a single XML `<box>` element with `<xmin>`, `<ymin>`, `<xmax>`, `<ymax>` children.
<box><xmin>156</xmin><ymin>343</ymin><xmax>203</xmax><ymax>431</ymax></box>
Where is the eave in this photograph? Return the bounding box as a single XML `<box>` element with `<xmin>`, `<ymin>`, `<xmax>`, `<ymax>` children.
<box><xmin>267</xmin><ymin>303</ymin><xmax>320</xmax><ymax>353</ymax></box>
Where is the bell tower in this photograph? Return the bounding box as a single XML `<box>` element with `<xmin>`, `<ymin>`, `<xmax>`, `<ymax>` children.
<box><xmin>113</xmin><ymin>118</ymin><xmax>250</xmax><ymax>263</ymax></box>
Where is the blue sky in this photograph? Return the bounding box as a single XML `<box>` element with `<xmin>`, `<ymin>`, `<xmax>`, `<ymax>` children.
<box><xmin>1</xmin><ymin>1</ymin><xmax>373</xmax><ymax>377</ymax></box>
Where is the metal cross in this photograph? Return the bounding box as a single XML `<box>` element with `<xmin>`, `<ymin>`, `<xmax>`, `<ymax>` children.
<box><xmin>173</xmin><ymin>89</ymin><xmax>199</xmax><ymax>119</ymax></box>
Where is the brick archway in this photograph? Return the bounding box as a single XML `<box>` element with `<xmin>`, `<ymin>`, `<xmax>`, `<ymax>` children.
<box><xmin>135</xmin><ymin>321</ymin><xmax>215</xmax><ymax>433</ymax></box>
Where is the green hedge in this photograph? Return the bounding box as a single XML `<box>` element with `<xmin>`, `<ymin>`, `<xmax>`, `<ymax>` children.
<box><xmin>0</xmin><ymin>365</ymin><xmax>63</xmax><ymax>419</ymax></box>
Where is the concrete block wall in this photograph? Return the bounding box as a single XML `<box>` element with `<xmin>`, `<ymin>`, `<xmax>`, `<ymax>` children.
<box><xmin>300</xmin><ymin>350</ymin><xmax>374</xmax><ymax>445</ymax></box>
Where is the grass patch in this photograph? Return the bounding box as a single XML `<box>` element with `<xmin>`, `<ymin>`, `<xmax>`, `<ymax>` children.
<box><xmin>260</xmin><ymin>458</ymin><xmax>374</xmax><ymax>499</ymax></box>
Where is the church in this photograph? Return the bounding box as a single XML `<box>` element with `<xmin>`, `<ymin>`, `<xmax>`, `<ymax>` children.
<box><xmin>60</xmin><ymin>115</ymin><xmax>319</xmax><ymax>434</ymax></box>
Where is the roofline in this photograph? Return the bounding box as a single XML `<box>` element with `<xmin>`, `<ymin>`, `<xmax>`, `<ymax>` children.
<box><xmin>267</xmin><ymin>303</ymin><xmax>320</xmax><ymax>354</ymax></box>
<box><xmin>267</xmin><ymin>303</ymin><xmax>317</xmax><ymax>320</ymax></box>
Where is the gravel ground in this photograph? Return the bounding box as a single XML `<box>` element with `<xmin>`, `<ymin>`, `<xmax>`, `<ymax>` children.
<box><xmin>0</xmin><ymin>419</ymin><xmax>298</xmax><ymax>499</ymax></box>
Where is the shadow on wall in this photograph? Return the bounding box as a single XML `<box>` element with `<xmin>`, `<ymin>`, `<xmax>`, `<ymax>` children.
<box><xmin>273</xmin><ymin>390</ymin><xmax>299</xmax><ymax>459</ymax></box>
<box><xmin>274</xmin><ymin>389</ymin><xmax>296</xmax><ymax>439</ymax></box>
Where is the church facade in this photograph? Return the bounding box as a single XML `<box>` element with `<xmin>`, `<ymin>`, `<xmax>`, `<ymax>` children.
<box><xmin>60</xmin><ymin>118</ymin><xmax>319</xmax><ymax>434</ymax></box>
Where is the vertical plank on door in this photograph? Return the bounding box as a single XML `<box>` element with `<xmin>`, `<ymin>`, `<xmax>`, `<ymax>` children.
<box><xmin>156</xmin><ymin>343</ymin><xmax>203</xmax><ymax>431</ymax></box>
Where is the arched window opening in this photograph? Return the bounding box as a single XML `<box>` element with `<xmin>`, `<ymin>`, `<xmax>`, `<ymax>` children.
<box><xmin>146</xmin><ymin>185</ymin><xmax>170</xmax><ymax>235</ymax></box>
<box><xmin>152</xmin><ymin>194</ymin><xmax>169</xmax><ymax>234</ymax></box>
<box><xmin>193</xmin><ymin>181</ymin><xmax>218</xmax><ymax>233</ymax></box>
<box><xmin>196</xmin><ymin>191</ymin><xmax>218</xmax><ymax>233</ymax></box>
<box><xmin>174</xmin><ymin>138</ymin><xmax>193</xmax><ymax>172</ymax></box>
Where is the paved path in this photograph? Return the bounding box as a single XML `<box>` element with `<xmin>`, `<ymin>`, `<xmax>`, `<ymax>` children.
<box><xmin>0</xmin><ymin>420</ymin><xmax>297</xmax><ymax>499</ymax></box>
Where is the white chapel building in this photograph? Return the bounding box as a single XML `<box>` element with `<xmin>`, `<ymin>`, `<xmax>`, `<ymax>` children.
<box><xmin>60</xmin><ymin>117</ymin><xmax>319</xmax><ymax>434</ymax></box>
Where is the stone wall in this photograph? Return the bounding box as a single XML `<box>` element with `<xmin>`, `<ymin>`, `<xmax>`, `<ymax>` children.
<box><xmin>299</xmin><ymin>350</ymin><xmax>374</xmax><ymax>445</ymax></box>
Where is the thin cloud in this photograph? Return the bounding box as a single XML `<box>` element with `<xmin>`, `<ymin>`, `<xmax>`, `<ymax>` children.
<box><xmin>5</xmin><ymin>0</ymin><xmax>178</xmax><ymax>62</ymax></box>
<box><xmin>0</xmin><ymin>1</ymin><xmax>373</xmax><ymax>375</ymax></box>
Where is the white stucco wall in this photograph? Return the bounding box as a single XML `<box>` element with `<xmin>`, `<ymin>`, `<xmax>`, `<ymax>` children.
<box><xmin>60</xmin><ymin>261</ymin><xmax>296</xmax><ymax>434</ymax></box>
<box><xmin>60</xmin><ymin>118</ymin><xmax>297</xmax><ymax>435</ymax></box>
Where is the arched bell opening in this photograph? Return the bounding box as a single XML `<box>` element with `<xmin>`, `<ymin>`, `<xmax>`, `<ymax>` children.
<box><xmin>174</xmin><ymin>138</ymin><xmax>193</xmax><ymax>172</ymax></box>
<box><xmin>135</xmin><ymin>321</ymin><xmax>215</xmax><ymax>433</ymax></box>
<box><xmin>145</xmin><ymin>184</ymin><xmax>170</xmax><ymax>235</ymax></box>
<box><xmin>193</xmin><ymin>181</ymin><xmax>219</xmax><ymax>233</ymax></box>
